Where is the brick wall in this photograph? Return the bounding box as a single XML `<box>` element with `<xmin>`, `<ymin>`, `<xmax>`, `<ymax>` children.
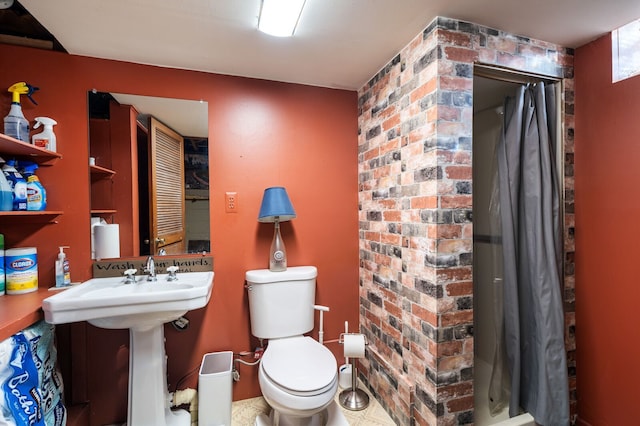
<box><xmin>357</xmin><ymin>17</ymin><xmax>575</xmax><ymax>425</ymax></box>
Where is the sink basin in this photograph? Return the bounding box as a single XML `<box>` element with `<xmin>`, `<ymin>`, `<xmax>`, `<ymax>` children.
<box><xmin>42</xmin><ymin>270</ymin><xmax>214</xmax><ymax>426</ymax></box>
<box><xmin>42</xmin><ymin>271</ymin><xmax>214</xmax><ymax>328</ymax></box>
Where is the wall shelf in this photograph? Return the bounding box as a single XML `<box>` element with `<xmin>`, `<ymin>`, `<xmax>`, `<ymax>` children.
<box><xmin>90</xmin><ymin>209</ymin><xmax>117</xmax><ymax>215</ymax></box>
<box><xmin>0</xmin><ymin>210</ymin><xmax>62</xmax><ymax>216</ymax></box>
<box><xmin>0</xmin><ymin>287</ymin><xmax>51</xmax><ymax>342</ymax></box>
<box><xmin>0</xmin><ymin>211</ymin><xmax>63</xmax><ymax>224</ymax></box>
<box><xmin>0</xmin><ymin>132</ymin><xmax>62</xmax><ymax>165</ymax></box>
<box><xmin>90</xmin><ymin>164</ymin><xmax>116</xmax><ymax>180</ymax></box>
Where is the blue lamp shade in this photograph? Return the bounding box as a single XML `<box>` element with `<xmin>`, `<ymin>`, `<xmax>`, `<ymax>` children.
<box><xmin>258</xmin><ymin>187</ymin><xmax>296</xmax><ymax>222</ymax></box>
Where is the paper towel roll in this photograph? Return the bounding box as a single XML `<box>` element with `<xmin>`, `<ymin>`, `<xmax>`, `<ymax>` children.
<box><xmin>94</xmin><ymin>224</ymin><xmax>120</xmax><ymax>259</ymax></box>
<box><xmin>343</xmin><ymin>334</ymin><xmax>366</xmax><ymax>359</ymax></box>
<box><xmin>90</xmin><ymin>217</ymin><xmax>103</xmax><ymax>260</ymax></box>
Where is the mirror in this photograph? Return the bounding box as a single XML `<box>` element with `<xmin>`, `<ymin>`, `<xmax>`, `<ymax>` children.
<box><xmin>88</xmin><ymin>91</ymin><xmax>209</xmax><ymax>257</ymax></box>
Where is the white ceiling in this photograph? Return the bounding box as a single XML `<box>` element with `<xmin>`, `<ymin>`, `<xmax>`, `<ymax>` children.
<box><xmin>110</xmin><ymin>93</ymin><xmax>208</xmax><ymax>137</ymax></box>
<box><xmin>19</xmin><ymin>0</ymin><xmax>640</xmax><ymax>90</ymax></box>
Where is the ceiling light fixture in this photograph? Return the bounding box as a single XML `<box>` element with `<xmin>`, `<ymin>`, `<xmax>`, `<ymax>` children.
<box><xmin>258</xmin><ymin>0</ymin><xmax>306</xmax><ymax>37</ymax></box>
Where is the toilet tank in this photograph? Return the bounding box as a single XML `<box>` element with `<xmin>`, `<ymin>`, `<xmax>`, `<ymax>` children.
<box><xmin>245</xmin><ymin>266</ymin><xmax>317</xmax><ymax>339</ymax></box>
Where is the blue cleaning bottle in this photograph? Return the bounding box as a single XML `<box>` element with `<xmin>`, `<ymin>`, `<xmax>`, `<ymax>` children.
<box><xmin>21</xmin><ymin>162</ymin><xmax>46</xmax><ymax>211</ymax></box>
<box><xmin>0</xmin><ymin>158</ymin><xmax>14</xmax><ymax>211</ymax></box>
<box><xmin>2</xmin><ymin>159</ymin><xmax>27</xmax><ymax>211</ymax></box>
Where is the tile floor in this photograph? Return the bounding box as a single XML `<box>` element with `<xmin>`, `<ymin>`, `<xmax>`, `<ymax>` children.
<box><xmin>231</xmin><ymin>382</ymin><xmax>396</xmax><ymax>425</ymax></box>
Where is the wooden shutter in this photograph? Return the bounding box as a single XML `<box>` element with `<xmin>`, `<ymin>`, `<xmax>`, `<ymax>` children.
<box><xmin>149</xmin><ymin>117</ymin><xmax>185</xmax><ymax>254</ymax></box>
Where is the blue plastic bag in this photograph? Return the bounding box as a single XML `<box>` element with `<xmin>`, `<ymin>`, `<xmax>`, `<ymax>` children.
<box><xmin>0</xmin><ymin>321</ymin><xmax>66</xmax><ymax>426</ymax></box>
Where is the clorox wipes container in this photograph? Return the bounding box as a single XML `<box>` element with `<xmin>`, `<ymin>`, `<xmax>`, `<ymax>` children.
<box><xmin>5</xmin><ymin>247</ymin><xmax>38</xmax><ymax>294</ymax></box>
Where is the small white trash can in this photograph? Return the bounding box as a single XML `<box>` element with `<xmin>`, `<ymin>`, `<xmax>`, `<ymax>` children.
<box><xmin>198</xmin><ymin>351</ymin><xmax>233</xmax><ymax>426</ymax></box>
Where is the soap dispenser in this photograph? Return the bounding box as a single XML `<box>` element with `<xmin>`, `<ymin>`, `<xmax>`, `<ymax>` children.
<box><xmin>55</xmin><ymin>246</ymin><xmax>71</xmax><ymax>287</ymax></box>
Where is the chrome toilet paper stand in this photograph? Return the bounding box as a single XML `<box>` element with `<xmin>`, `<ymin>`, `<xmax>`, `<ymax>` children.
<box><xmin>338</xmin><ymin>333</ymin><xmax>369</xmax><ymax>411</ymax></box>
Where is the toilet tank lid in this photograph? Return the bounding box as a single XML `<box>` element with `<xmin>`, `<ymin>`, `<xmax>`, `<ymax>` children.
<box><xmin>245</xmin><ymin>266</ymin><xmax>317</xmax><ymax>283</ymax></box>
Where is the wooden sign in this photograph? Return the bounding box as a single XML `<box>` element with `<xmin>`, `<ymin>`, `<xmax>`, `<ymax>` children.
<box><xmin>92</xmin><ymin>254</ymin><xmax>213</xmax><ymax>278</ymax></box>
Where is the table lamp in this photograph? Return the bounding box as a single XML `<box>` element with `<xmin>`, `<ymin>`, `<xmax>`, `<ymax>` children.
<box><xmin>258</xmin><ymin>187</ymin><xmax>296</xmax><ymax>271</ymax></box>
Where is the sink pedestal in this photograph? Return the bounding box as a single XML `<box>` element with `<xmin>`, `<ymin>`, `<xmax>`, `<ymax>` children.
<box><xmin>128</xmin><ymin>324</ymin><xmax>190</xmax><ymax>426</ymax></box>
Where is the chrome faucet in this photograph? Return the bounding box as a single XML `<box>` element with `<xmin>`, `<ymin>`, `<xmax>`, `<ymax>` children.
<box><xmin>144</xmin><ymin>255</ymin><xmax>157</xmax><ymax>281</ymax></box>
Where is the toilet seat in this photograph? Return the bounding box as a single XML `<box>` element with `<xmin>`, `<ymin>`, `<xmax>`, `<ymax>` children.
<box><xmin>261</xmin><ymin>336</ymin><xmax>337</xmax><ymax>395</ymax></box>
<box><xmin>258</xmin><ymin>336</ymin><xmax>338</xmax><ymax>416</ymax></box>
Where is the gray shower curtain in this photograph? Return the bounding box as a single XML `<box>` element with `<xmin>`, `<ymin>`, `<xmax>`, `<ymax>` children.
<box><xmin>495</xmin><ymin>82</ymin><xmax>569</xmax><ymax>425</ymax></box>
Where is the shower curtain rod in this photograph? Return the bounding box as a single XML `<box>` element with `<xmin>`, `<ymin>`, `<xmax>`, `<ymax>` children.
<box><xmin>474</xmin><ymin>63</ymin><xmax>560</xmax><ymax>85</ymax></box>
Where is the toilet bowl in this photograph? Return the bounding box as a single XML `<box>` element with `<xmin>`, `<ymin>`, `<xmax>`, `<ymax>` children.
<box><xmin>259</xmin><ymin>336</ymin><xmax>338</xmax><ymax>416</ymax></box>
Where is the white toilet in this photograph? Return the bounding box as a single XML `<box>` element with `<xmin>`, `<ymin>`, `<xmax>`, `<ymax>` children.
<box><xmin>246</xmin><ymin>266</ymin><xmax>348</xmax><ymax>426</ymax></box>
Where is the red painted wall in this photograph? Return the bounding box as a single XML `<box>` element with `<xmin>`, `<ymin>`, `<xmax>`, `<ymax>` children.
<box><xmin>575</xmin><ymin>34</ymin><xmax>640</xmax><ymax>425</ymax></box>
<box><xmin>0</xmin><ymin>43</ymin><xmax>359</xmax><ymax>424</ymax></box>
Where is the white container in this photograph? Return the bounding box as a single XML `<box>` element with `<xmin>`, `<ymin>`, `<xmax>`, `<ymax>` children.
<box><xmin>5</xmin><ymin>247</ymin><xmax>38</xmax><ymax>294</ymax></box>
<box><xmin>198</xmin><ymin>351</ymin><xmax>233</xmax><ymax>426</ymax></box>
<box><xmin>339</xmin><ymin>363</ymin><xmax>352</xmax><ymax>389</ymax></box>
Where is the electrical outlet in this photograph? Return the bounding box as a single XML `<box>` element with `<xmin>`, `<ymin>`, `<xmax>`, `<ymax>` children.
<box><xmin>225</xmin><ymin>192</ymin><xmax>238</xmax><ymax>213</ymax></box>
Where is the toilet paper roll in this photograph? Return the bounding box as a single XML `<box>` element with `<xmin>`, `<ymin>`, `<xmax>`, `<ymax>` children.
<box><xmin>94</xmin><ymin>224</ymin><xmax>120</xmax><ymax>259</ymax></box>
<box><xmin>343</xmin><ymin>334</ymin><xmax>366</xmax><ymax>359</ymax></box>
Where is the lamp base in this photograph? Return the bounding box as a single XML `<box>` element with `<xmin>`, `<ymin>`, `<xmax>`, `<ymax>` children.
<box><xmin>269</xmin><ymin>220</ymin><xmax>287</xmax><ymax>271</ymax></box>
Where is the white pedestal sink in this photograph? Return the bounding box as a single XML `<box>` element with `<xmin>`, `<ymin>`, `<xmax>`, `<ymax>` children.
<box><xmin>43</xmin><ymin>271</ymin><xmax>214</xmax><ymax>426</ymax></box>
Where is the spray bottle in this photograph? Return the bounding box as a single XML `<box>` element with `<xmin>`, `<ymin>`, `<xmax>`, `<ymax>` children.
<box><xmin>0</xmin><ymin>157</ymin><xmax>13</xmax><ymax>211</ymax></box>
<box><xmin>31</xmin><ymin>117</ymin><xmax>57</xmax><ymax>151</ymax></box>
<box><xmin>3</xmin><ymin>82</ymin><xmax>39</xmax><ymax>142</ymax></box>
<box><xmin>2</xmin><ymin>159</ymin><xmax>27</xmax><ymax>211</ymax></box>
<box><xmin>21</xmin><ymin>162</ymin><xmax>46</xmax><ymax>211</ymax></box>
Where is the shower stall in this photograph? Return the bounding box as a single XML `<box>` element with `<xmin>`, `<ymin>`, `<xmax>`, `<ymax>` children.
<box><xmin>472</xmin><ymin>72</ymin><xmax>569</xmax><ymax>426</ymax></box>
